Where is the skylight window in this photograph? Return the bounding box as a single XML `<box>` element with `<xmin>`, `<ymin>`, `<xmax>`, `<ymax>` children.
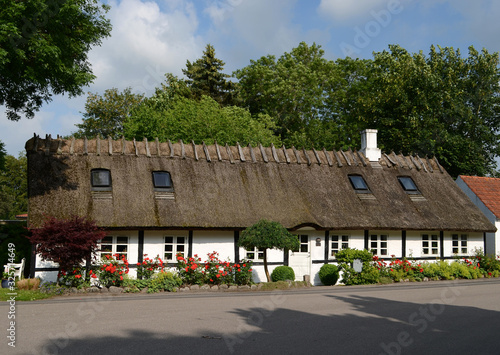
<box><xmin>398</xmin><ymin>176</ymin><xmax>420</xmax><ymax>194</ymax></box>
<box><xmin>348</xmin><ymin>175</ymin><xmax>370</xmax><ymax>193</ymax></box>
<box><xmin>91</xmin><ymin>169</ymin><xmax>111</xmax><ymax>191</ymax></box>
<box><xmin>152</xmin><ymin>171</ymin><xmax>173</xmax><ymax>191</ymax></box>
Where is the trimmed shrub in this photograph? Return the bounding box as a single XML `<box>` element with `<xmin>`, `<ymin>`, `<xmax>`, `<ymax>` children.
<box><xmin>271</xmin><ymin>266</ymin><xmax>295</xmax><ymax>282</ymax></box>
<box><xmin>319</xmin><ymin>264</ymin><xmax>339</xmax><ymax>286</ymax></box>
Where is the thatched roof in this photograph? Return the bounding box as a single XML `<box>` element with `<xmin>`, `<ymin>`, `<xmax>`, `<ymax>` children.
<box><xmin>26</xmin><ymin>135</ymin><xmax>496</xmax><ymax>232</ymax></box>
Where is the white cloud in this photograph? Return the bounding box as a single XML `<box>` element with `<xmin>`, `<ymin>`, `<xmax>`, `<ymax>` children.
<box><xmin>88</xmin><ymin>0</ymin><xmax>204</xmax><ymax>95</ymax></box>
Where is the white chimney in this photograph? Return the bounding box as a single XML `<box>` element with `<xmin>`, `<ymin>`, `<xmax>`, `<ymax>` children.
<box><xmin>360</xmin><ymin>129</ymin><xmax>381</xmax><ymax>162</ymax></box>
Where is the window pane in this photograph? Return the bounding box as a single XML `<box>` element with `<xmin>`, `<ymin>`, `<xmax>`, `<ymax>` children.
<box><xmin>117</xmin><ymin>236</ymin><xmax>128</xmax><ymax>244</ymax></box>
<box><xmin>177</xmin><ymin>237</ymin><xmax>185</xmax><ymax>244</ymax></box>
<box><xmin>300</xmin><ymin>245</ymin><xmax>308</xmax><ymax>252</ymax></box>
<box><xmin>177</xmin><ymin>245</ymin><xmax>185</xmax><ymax>252</ymax></box>
<box><xmin>116</xmin><ymin>245</ymin><xmax>127</xmax><ymax>253</ymax></box>
<box><xmin>102</xmin><ymin>236</ymin><xmax>113</xmax><ymax>243</ymax></box>
<box><xmin>398</xmin><ymin>177</ymin><xmax>418</xmax><ymax>191</ymax></box>
<box><xmin>101</xmin><ymin>245</ymin><xmax>112</xmax><ymax>252</ymax></box>
<box><xmin>332</xmin><ymin>242</ymin><xmax>339</xmax><ymax>249</ymax></box>
<box><xmin>165</xmin><ymin>236</ymin><xmax>173</xmax><ymax>243</ymax></box>
<box><xmin>92</xmin><ymin>170</ymin><xmax>111</xmax><ymax>187</ymax></box>
<box><xmin>349</xmin><ymin>175</ymin><xmax>368</xmax><ymax>190</ymax></box>
<box><xmin>165</xmin><ymin>252</ymin><xmax>172</xmax><ymax>260</ymax></box>
<box><xmin>164</xmin><ymin>245</ymin><xmax>173</xmax><ymax>252</ymax></box>
<box><xmin>153</xmin><ymin>172</ymin><xmax>172</xmax><ymax>188</ymax></box>
<box><xmin>300</xmin><ymin>235</ymin><xmax>308</xmax><ymax>243</ymax></box>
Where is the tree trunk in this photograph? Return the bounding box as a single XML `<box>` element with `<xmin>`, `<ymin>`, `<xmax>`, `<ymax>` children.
<box><xmin>263</xmin><ymin>248</ymin><xmax>270</xmax><ymax>282</ymax></box>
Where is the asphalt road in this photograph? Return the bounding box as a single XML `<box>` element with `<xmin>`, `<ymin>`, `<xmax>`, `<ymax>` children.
<box><xmin>2</xmin><ymin>278</ymin><xmax>500</xmax><ymax>355</ymax></box>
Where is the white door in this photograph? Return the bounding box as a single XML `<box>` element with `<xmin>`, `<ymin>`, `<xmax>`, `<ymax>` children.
<box><xmin>289</xmin><ymin>234</ymin><xmax>311</xmax><ymax>281</ymax></box>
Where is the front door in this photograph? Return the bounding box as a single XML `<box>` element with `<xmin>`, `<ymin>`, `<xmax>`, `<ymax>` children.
<box><xmin>288</xmin><ymin>234</ymin><xmax>311</xmax><ymax>281</ymax></box>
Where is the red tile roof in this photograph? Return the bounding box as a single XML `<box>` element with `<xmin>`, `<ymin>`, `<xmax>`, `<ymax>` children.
<box><xmin>459</xmin><ymin>176</ymin><xmax>500</xmax><ymax>218</ymax></box>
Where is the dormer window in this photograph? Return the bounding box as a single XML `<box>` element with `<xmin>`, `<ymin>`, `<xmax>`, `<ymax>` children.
<box><xmin>398</xmin><ymin>176</ymin><xmax>420</xmax><ymax>194</ymax></box>
<box><xmin>91</xmin><ymin>169</ymin><xmax>111</xmax><ymax>191</ymax></box>
<box><xmin>348</xmin><ymin>175</ymin><xmax>370</xmax><ymax>193</ymax></box>
<box><xmin>153</xmin><ymin>171</ymin><xmax>173</xmax><ymax>191</ymax></box>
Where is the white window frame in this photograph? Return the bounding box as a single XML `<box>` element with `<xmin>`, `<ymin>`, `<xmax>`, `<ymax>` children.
<box><xmin>244</xmin><ymin>247</ymin><xmax>264</xmax><ymax>261</ymax></box>
<box><xmin>452</xmin><ymin>234</ymin><xmax>468</xmax><ymax>255</ymax></box>
<box><xmin>370</xmin><ymin>234</ymin><xmax>388</xmax><ymax>256</ymax></box>
<box><xmin>100</xmin><ymin>236</ymin><xmax>128</xmax><ymax>260</ymax></box>
<box><xmin>330</xmin><ymin>234</ymin><xmax>349</xmax><ymax>257</ymax></box>
<box><xmin>297</xmin><ymin>234</ymin><xmax>309</xmax><ymax>253</ymax></box>
<box><xmin>422</xmin><ymin>234</ymin><xmax>439</xmax><ymax>256</ymax></box>
<box><xmin>164</xmin><ymin>235</ymin><xmax>187</xmax><ymax>262</ymax></box>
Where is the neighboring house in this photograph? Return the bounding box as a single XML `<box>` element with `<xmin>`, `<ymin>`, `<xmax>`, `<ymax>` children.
<box><xmin>26</xmin><ymin>130</ymin><xmax>495</xmax><ymax>285</ymax></box>
<box><xmin>456</xmin><ymin>176</ymin><xmax>500</xmax><ymax>257</ymax></box>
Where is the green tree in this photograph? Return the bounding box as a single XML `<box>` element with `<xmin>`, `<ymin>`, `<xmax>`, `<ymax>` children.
<box><xmin>355</xmin><ymin>45</ymin><xmax>500</xmax><ymax>177</ymax></box>
<box><xmin>0</xmin><ymin>0</ymin><xmax>112</xmax><ymax>120</ymax></box>
<box><xmin>0</xmin><ymin>141</ymin><xmax>6</xmax><ymax>170</ymax></box>
<box><xmin>183</xmin><ymin>44</ymin><xmax>237</xmax><ymax>106</ymax></box>
<box><xmin>238</xmin><ymin>220</ymin><xmax>299</xmax><ymax>282</ymax></box>
<box><xmin>234</xmin><ymin>42</ymin><xmax>341</xmax><ymax>149</ymax></box>
<box><xmin>125</xmin><ymin>95</ymin><xmax>281</xmax><ymax>147</ymax></box>
<box><xmin>73</xmin><ymin>88</ymin><xmax>144</xmax><ymax>139</ymax></box>
<box><xmin>0</xmin><ymin>223</ymin><xmax>31</xmax><ymax>278</ymax></box>
<box><xmin>0</xmin><ymin>153</ymin><xmax>28</xmax><ymax>219</ymax></box>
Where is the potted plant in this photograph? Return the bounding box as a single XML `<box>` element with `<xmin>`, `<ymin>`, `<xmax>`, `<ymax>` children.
<box><xmin>2</xmin><ymin>267</ymin><xmax>14</xmax><ymax>288</ymax></box>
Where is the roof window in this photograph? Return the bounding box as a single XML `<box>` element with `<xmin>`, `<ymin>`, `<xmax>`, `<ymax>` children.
<box><xmin>153</xmin><ymin>171</ymin><xmax>173</xmax><ymax>191</ymax></box>
<box><xmin>91</xmin><ymin>169</ymin><xmax>111</xmax><ymax>191</ymax></box>
<box><xmin>348</xmin><ymin>175</ymin><xmax>370</xmax><ymax>193</ymax></box>
<box><xmin>398</xmin><ymin>176</ymin><xmax>420</xmax><ymax>194</ymax></box>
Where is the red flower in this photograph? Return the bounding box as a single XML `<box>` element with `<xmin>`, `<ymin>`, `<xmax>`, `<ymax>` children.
<box><xmin>120</xmin><ymin>276</ymin><xmax>123</xmax><ymax>280</ymax></box>
<box><xmin>216</xmin><ymin>274</ymin><xmax>220</xmax><ymax>278</ymax></box>
<box><xmin>185</xmin><ymin>267</ymin><xmax>189</xmax><ymax>272</ymax></box>
<box><xmin>137</xmin><ymin>263</ymin><xmax>141</xmax><ymax>266</ymax></box>
<box><xmin>75</xmin><ymin>275</ymin><xmax>82</xmax><ymax>279</ymax></box>
<box><xmin>91</xmin><ymin>274</ymin><xmax>97</xmax><ymax>278</ymax></box>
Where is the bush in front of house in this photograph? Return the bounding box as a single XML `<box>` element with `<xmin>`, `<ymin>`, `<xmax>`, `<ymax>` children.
<box><xmin>271</xmin><ymin>266</ymin><xmax>295</xmax><ymax>282</ymax></box>
<box><xmin>318</xmin><ymin>264</ymin><xmax>339</xmax><ymax>286</ymax></box>
<box><xmin>147</xmin><ymin>271</ymin><xmax>182</xmax><ymax>293</ymax></box>
<box><xmin>335</xmin><ymin>248</ymin><xmax>380</xmax><ymax>285</ymax></box>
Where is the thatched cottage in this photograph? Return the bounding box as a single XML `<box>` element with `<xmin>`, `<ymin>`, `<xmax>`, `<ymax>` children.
<box><xmin>26</xmin><ymin>130</ymin><xmax>495</xmax><ymax>284</ymax></box>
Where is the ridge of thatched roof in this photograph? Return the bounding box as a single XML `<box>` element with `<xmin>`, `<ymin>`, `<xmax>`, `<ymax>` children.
<box><xmin>25</xmin><ymin>134</ymin><xmax>444</xmax><ymax>172</ymax></box>
<box><xmin>25</xmin><ymin>134</ymin><xmax>495</xmax><ymax>233</ymax></box>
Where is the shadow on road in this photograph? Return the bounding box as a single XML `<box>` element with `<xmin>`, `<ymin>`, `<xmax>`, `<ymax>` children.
<box><xmin>33</xmin><ymin>287</ymin><xmax>500</xmax><ymax>355</ymax></box>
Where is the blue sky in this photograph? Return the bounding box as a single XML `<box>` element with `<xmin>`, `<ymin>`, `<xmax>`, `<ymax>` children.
<box><xmin>2</xmin><ymin>0</ymin><xmax>500</xmax><ymax>156</ymax></box>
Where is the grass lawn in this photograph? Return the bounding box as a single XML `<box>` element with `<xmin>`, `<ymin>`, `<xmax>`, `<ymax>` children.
<box><xmin>0</xmin><ymin>287</ymin><xmax>55</xmax><ymax>302</ymax></box>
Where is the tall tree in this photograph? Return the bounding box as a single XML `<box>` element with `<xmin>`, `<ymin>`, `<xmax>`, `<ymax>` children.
<box><xmin>183</xmin><ymin>44</ymin><xmax>237</xmax><ymax>106</ymax></box>
<box><xmin>73</xmin><ymin>88</ymin><xmax>144</xmax><ymax>139</ymax></box>
<box><xmin>124</xmin><ymin>95</ymin><xmax>281</xmax><ymax>147</ymax></box>
<box><xmin>0</xmin><ymin>0</ymin><xmax>112</xmax><ymax>120</ymax></box>
<box><xmin>0</xmin><ymin>153</ymin><xmax>28</xmax><ymax>219</ymax></box>
<box><xmin>355</xmin><ymin>45</ymin><xmax>500</xmax><ymax>177</ymax></box>
<box><xmin>234</xmin><ymin>42</ymin><xmax>341</xmax><ymax>149</ymax></box>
